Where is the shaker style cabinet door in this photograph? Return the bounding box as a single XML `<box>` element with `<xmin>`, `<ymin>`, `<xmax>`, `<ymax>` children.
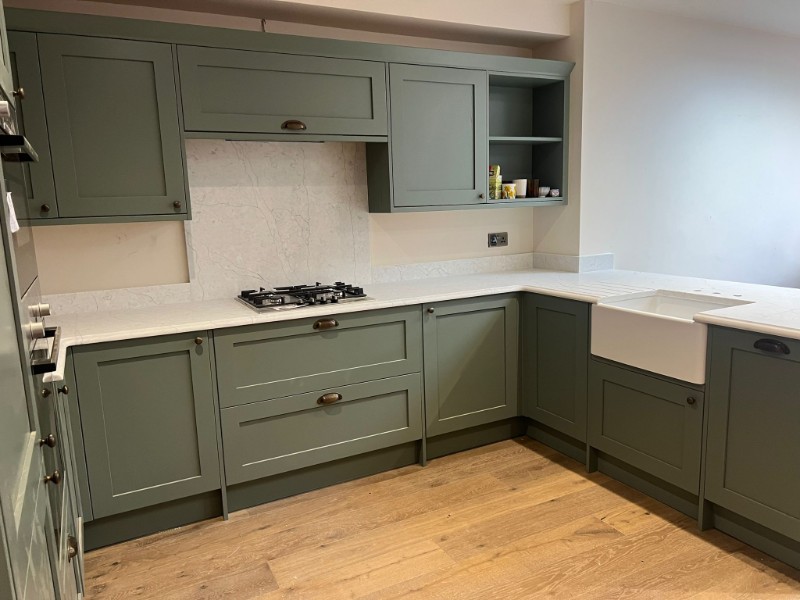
<box><xmin>37</xmin><ymin>34</ymin><xmax>186</xmax><ymax>218</ymax></box>
<box><xmin>73</xmin><ymin>333</ymin><xmax>220</xmax><ymax>519</ymax></box>
<box><xmin>0</xmin><ymin>0</ymin><xmax>14</xmax><ymax>98</ymax></box>
<box><xmin>423</xmin><ymin>295</ymin><xmax>519</xmax><ymax>437</ymax></box>
<box><xmin>7</xmin><ymin>31</ymin><xmax>58</xmax><ymax>220</ymax></box>
<box><xmin>705</xmin><ymin>327</ymin><xmax>800</xmax><ymax>542</ymax></box>
<box><xmin>178</xmin><ymin>46</ymin><xmax>387</xmax><ymax>136</ymax></box>
<box><xmin>389</xmin><ymin>64</ymin><xmax>488</xmax><ymax>208</ymax></box>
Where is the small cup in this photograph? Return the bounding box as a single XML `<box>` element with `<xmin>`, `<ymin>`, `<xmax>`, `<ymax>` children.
<box><xmin>512</xmin><ymin>179</ymin><xmax>527</xmax><ymax>198</ymax></box>
<box><xmin>549</xmin><ymin>188</ymin><xmax>560</xmax><ymax>198</ymax></box>
<box><xmin>538</xmin><ymin>186</ymin><xmax>551</xmax><ymax>198</ymax></box>
<box><xmin>501</xmin><ymin>183</ymin><xmax>517</xmax><ymax>200</ymax></box>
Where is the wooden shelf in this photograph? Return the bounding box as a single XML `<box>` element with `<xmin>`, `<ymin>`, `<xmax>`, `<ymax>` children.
<box><xmin>489</xmin><ymin>136</ymin><xmax>562</xmax><ymax>145</ymax></box>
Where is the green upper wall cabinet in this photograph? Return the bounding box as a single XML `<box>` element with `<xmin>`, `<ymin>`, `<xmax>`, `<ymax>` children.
<box><xmin>34</xmin><ymin>34</ymin><xmax>187</xmax><ymax>221</ymax></box>
<box><xmin>381</xmin><ymin>64</ymin><xmax>488</xmax><ymax>210</ymax></box>
<box><xmin>522</xmin><ymin>294</ymin><xmax>589</xmax><ymax>441</ymax></box>
<box><xmin>177</xmin><ymin>46</ymin><xmax>388</xmax><ymax>137</ymax></box>
<box><xmin>7</xmin><ymin>31</ymin><xmax>57</xmax><ymax>221</ymax></box>
<box><xmin>423</xmin><ymin>295</ymin><xmax>519</xmax><ymax>437</ymax></box>
<box><xmin>72</xmin><ymin>333</ymin><xmax>220</xmax><ymax>519</ymax></box>
<box><xmin>705</xmin><ymin>327</ymin><xmax>800</xmax><ymax>542</ymax></box>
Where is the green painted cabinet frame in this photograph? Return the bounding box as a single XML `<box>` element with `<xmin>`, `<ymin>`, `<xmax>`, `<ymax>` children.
<box><xmin>424</xmin><ymin>295</ymin><xmax>520</xmax><ymax>437</ymax></box>
<box><xmin>37</xmin><ymin>34</ymin><xmax>187</xmax><ymax>220</ymax></box>
<box><xmin>387</xmin><ymin>64</ymin><xmax>488</xmax><ymax>209</ymax></box>
<box><xmin>178</xmin><ymin>45</ymin><xmax>388</xmax><ymax>137</ymax></box>
<box><xmin>588</xmin><ymin>359</ymin><xmax>704</xmax><ymax>494</ymax></box>
<box><xmin>0</xmin><ymin>0</ymin><xmax>13</xmax><ymax>98</ymax></box>
<box><xmin>7</xmin><ymin>31</ymin><xmax>57</xmax><ymax>221</ymax></box>
<box><xmin>705</xmin><ymin>327</ymin><xmax>800</xmax><ymax>542</ymax></box>
<box><xmin>73</xmin><ymin>332</ymin><xmax>220</xmax><ymax>519</ymax></box>
<box><xmin>522</xmin><ymin>294</ymin><xmax>589</xmax><ymax>441</ymax></box>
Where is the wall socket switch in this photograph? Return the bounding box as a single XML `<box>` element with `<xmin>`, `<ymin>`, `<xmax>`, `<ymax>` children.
<box><xmin>488</xmin><ymin>232</ymin><xmax>508</xmax><ymax>248</ymax></box>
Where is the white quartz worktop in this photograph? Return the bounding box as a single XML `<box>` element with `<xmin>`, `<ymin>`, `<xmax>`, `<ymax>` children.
<box><xmin>44</xmin><ymin>268</ymin><xmax>800</xmax><ymax>382</ymax></box>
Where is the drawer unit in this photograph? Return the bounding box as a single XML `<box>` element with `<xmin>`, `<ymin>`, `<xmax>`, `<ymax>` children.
<box><xmin>588</xmin><ymin>359</ymin><xmax>704</xmax><ymax>494</ymax></box>
<box><xmin>178</xmin><ymin>45</ymin><xmax>388</xmax><ymax>136</ymax></box>
<box><xmin>222</xmin><ymin>373</ymin><xmax>423</xmax><ymax>484</ymax></box>
<box><xmin>214</xmin><ymin>306</ymin><xmax>422</xmax><ymax>408</ymax></box>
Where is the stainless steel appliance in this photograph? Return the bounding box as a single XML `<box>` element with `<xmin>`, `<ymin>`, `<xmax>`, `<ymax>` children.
<box><xmin>237</xmin><ymin>282</ymin><xmax>368</xmax><ymax>312</ymax></box>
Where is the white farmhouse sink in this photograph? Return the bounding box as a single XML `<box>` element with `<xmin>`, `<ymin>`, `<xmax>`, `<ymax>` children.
<box><xmin>591</xmin><ymin>290</ymin><xmax>752</xmax><ymax>384</ymax></box>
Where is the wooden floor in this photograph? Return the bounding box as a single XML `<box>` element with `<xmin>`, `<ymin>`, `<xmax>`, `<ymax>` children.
<box><xmin>84</xmin><ymin>438</ymin><xmax>800</xmax><ymax>599</ymax></box>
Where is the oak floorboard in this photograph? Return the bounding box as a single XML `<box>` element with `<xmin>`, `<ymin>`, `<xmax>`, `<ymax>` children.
<box><xmin>84</xmin><ymin>438</ymin><xmax>800</xmax><ymax>599</ymax></box>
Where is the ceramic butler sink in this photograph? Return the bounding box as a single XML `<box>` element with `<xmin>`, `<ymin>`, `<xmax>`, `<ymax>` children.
<box><xmin>591</xmin><ymin>290</ymin><xmax>752</xmax><ymax>384</ymax></box>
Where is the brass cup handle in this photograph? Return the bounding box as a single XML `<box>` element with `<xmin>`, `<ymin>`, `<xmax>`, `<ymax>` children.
<box><xmin>39</xmin><ymin>434</ymin><xmax>57</xmax><ymax>448</ymax></box>
<box><xmin>317</xmin><ymin>393</ymin><xmax>342</xmax><ymax>405</ymax></box>
<box><xmin>67</xmin><ymin>536</ymin><xmax>78</xmax><ymax>562</ymax></box>
<box><xmin>58</xmin><ymin>385</ymin><xmax>69</xmax><ymax>395</ymax></box>
<box><xmin>44</xmin><ymin>470</ymin><xmax>61</xmax><ymax>485</ymax></box>
<box><xmin>313</xmin><ymin>319</ymin><xmax>339</xmax><ymax>331</ymax></box>
<box><xmin>281</xmin><ymin>119</ymin><xmax>307</xmax><ymax>131</ymax></box>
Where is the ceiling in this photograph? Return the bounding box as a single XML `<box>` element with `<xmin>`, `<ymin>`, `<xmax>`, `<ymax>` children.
<box><xmin>605</xmin><ymin>0</ymin><xmax>800</xmax><ymax>38</ymax></box>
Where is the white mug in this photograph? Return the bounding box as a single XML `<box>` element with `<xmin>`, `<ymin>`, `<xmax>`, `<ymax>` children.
<box><xmin>512</xmin><ymin>179</ymin><xmax>527</xmax><ymax>198</ymax></box>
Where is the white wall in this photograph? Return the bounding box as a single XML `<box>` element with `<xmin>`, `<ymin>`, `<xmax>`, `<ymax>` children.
<box><xmin>577</xmin><ymin>1</ymin><xmax>800</xmax><ymax>286</ymax></box>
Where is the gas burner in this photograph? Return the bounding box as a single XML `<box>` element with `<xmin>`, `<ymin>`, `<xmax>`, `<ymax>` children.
<box><xmin>237</xmin><ymin>282</ymin><xmax>367</xmax><ymax>312</ymax></box>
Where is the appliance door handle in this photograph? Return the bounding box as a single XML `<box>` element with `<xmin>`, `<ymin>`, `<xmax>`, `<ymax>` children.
<box><xmin>31</xmin><ymin>326</ymin><xmax>61</xmax><ymax>375</ymax></box>
<box><xmin>753</xmin><ymin>338</ymin><xmax>790</xmax><ymax>355</ymax></box>
<box><xmin>313</xmin><ymin>319</ymin><xmax>339</xmax><ymax>331</ymax></box>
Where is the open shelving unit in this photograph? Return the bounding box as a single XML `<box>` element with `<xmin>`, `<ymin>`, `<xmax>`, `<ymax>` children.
<box><xmin>487</xmin><ymin>72</ymin><xmax>567</xmax><ymax>206</ymax></box>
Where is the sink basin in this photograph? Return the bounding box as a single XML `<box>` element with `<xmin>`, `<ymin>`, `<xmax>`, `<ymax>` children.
<box><xmin>591</xmin><ymin>290</ymin><xmax>752</xmax><ymax>384</ymax></box>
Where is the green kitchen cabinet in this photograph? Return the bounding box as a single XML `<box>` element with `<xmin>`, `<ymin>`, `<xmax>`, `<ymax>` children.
<box><xmin>36</xmin><ymin>34</ymin><xmax>186</xmax><ymax>220</ymax></box>
<box><xmin>7</xmin><ymin>31</ymin><xmax>57</xmax><ymax>221</ymax></box>
<box><xmin>214</xmin><ymin>306</ymin><xmax>422</xmax><ymax>408</ymax></box>
<box><xmin>72</xmin><ymin>333</ymin><xmax>220</xmax><ymax>519</ymax></box>
<box><xmin>0</xmin><ymin>0</ymin><xmax>13</xmax><ymax>99</ymax></box>
<box><xmin>222</xmin><ymin>373</ymin><xmax>423</xmax><ymax>484</ymax></box>
<box><xmin>588</xmin><ymin>359</ymin><xmax>704</xmax><ymax>494</ymax></box>
<box><xmin>705</xmin><ymin>327</ymin><xmax>800</xmax><ymax>542</ymax></box>
<box><xmin>522</xmin><ymin>294</ymin><xmax>589</xmax><ymax>441</ymax></box>
<box><xmin>380</xmin><ymin>63</ymin><xmax>488</xmax><ymax>210</ymax></box>
<box><xmin>423</xmin><ymin>295</ymin><xmax>520</xmax><ymax>437</ymax></box>
<box><xmin>178</xmin><ymin>45</ymin><xmax>387</xmax><ymax>137</ymax></box>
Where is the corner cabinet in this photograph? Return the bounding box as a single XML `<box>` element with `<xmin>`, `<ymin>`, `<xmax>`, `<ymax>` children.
<box><xmin>705</xmin><ymin>327</ymin><xmax>800</xmax><ymax>542</ymax></box>
<box><xmin>423</xmin><ymin>295</ymin><xmax>519</xmax><ymax>437</ymax></box>
<box><xmin>522</xmin><ymin>294</ymin><xmax>589</xmax><ymax>441</ymax></box>
<box><xmin>380</xmin><ymin>64</ymin><xmax>488</xmax><ymax>210</ymax></box>
<box><xmin>72</xmin><ymin>333</ymin><xmax>220</xmax><ymax>519</ymax></box>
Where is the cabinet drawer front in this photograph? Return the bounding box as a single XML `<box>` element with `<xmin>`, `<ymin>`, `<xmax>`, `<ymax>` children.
<box><xmin>73</xmin><ymin>333</ymin><xmax>220</xmax><ymax>518</ymax></box>
<box><xmin>424</xmin><ymin>295</ymin><xmax>519</xmax><ymax>437</ymax></box>
<box><xmin>38</xmin><ymin>34</ymin><xmax>186</xmax><ymax>217</ymax></box>
<box><xmin>222</xmin><ymin>373</ymin><xmax>422</xmax><ymax>484</ymax></box>
<box><xmin>588</xmin><ymin>360</ymin><xmax>703</xmax><ymax>493</ymax></box>
<box><xmin>178</xmin><ymin>46</ymin><xmax>387</xmax><ymax>136</ymax></box>
<box><xmin>706</xmin><ymin>327</ymin><xmax>800</xmax><ymax>541</ymax></box>
<box><xmin>214</xmin><ymin>306</ymin><xmax>422</xmax><ymax>408</ymax></box>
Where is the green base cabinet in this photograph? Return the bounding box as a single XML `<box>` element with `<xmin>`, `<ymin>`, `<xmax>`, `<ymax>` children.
<box><xmin>522</xmin><ymin>294</ymin><xmax>589</xmax><ymax>441</ymax></box>
<box><xmin>705</xmin><ymin>327</ymin><xmax>800</xmax><ymax>542</ymax></box>
<box><xmin>424</xmin><ymin>295</ymin><xmax>519</xmax><ymax>437</ymax></box>
<box><xmin>588</xmin><ymin>359</ymin><xmax>704</xmax><ymax>494</ymax></box>
<box><xmin>222</xmin><ymin>373</ymin><xmax>423</xmax><ymax>484</ymax></box>
<box><xmin>72</xmin><ymin>333</ymin><xmax>220</xmax><ymax>519</ymax></box>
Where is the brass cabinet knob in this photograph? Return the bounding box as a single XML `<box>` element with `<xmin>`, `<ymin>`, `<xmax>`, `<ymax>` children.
<box><xmin>67</xmin><ymin>536</ymin><xmax>78</xmax><ymax>562</ymax></box>
<box><xmin>40</xmin><ymin>204</ymin><xmax>51</xmax><ymax>213</ymax></box>
<box><xmin>194</xmin><ymin>337</ymin><xmax>204</xmax><ymax>345</ymax></box>
<box><xmin>58</xmin><ymin>385</ymin><xmax>69</xmax><ymax>395</ymax></box>
<box><xmin>44</xmin><ymin>470</ymin><xmax>61</xmax><ymax>485</ymax></box>
<box><xmin>427</xmin><ymin>307</ymin><xmax>435</xmax><ymax>314</ymax></box>
<box><xmin>317</xmin><ymin>392</ymin><xmax>342</xmax><ymax>405</ymax></box>
<box><xmin>313</xmin><ymin>319</ymin><xmax>339</xmax><ymax>331</ymax></box>
<box><xmin>281</xmin><ymin>119</ymin><xmax>307</xmax><ymax>131</ymax></box>
<box><xmin>173</xmin><ymin>200</ymin><xmax>182</xmax><ymax>209</ymax></box>
<box><xmin>39</xmin><ymin>434</ymin><xmax>57</xmax><ymax>448</ymax></box>
<box><xmin>13</xmin><ymin>87</ymin><xmax>25</xmax><ymax>99</ymax></box>
<box><xmin>41</xmin><ymin>388</ymin><xmax>52</xmax><ymax>398</ymax></box>
<box><xmin>686</xmin><ymin>397</ymin><xmax>696</xmax><ymax>405</ymax></box>
<box><xmin>478</xmin><ymin>193</ymin><xmax>485</xmax><ymax>199</ymax></box>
